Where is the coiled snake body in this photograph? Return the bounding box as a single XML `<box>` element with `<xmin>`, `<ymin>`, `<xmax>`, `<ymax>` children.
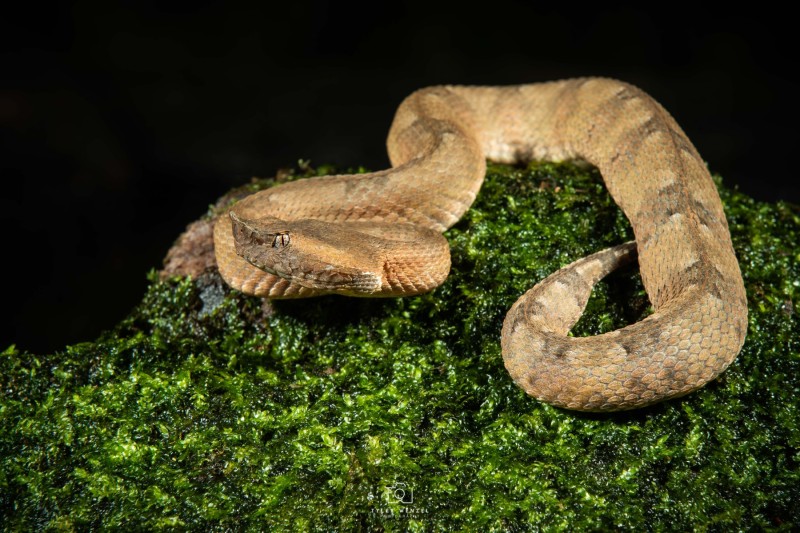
<box><xmin>213</xmin><ymin>78</ymin><xmax>748</xmax><ymax>411</ymax></box>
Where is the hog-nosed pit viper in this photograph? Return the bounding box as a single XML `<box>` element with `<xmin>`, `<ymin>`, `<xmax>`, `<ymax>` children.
<box><xmin>212</xmin><ymin>78</ymin><xmax>748</xmax><ymax>411</ymax></box>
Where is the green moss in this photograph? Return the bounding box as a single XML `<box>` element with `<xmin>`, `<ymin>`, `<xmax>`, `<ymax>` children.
<box><xmin>2</xmin><ymin>162</ymin><xmax>798</xmax><ymax>531</ymax></box>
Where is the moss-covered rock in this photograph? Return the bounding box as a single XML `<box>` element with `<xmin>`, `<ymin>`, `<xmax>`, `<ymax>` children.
<box><xmin>2</xmin><ymin>162</ymin><xmax>798</xmax><ymax>531</ymax></box>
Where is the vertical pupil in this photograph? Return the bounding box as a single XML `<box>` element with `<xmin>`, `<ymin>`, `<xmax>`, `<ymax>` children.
<box><xmin>272</xmin><ymin>233</ymin><xmax>290</xmax><ymax>248</ymax></box>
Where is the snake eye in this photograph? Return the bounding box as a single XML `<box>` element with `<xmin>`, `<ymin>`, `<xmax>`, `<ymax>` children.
<box><xmin>271</xmin><ymin>232</ymin><xmax>291</xmax><ymax>248</ymax></box>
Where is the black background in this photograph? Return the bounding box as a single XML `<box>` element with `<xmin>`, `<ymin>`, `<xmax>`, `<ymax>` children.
<box><xmin>2</xmin><ymin>2</ymin><xmax>795</xmax><ymax>353</ymax></box>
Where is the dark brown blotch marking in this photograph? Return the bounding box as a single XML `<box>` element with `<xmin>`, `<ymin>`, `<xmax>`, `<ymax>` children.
<box><xmin>733</xmin><ymin>318</ymin><xmax>746</xmax><ymax>341</ymax></box>
<box><xmin>639</xmin><ymin>116</ymin><xmax>665</xmax><ymax>140</ymax></box>
<box><xmin>556</xmin><ymin>269</ymin><xmax>593</xmax><ymax>302</ymax></box>
<box><xmin>681</xmin><ymin>261</ymin><xmax>708</xmax><ymax>285</ymax></box>
<box><xmin>669</xmin><ymin>127</ymin><xmax>700</xmax><ymax>159</ymax></box>
<box><xmin>633</xmin><ymin>182</ymin><xmax>685</xmax><ymax>228</ymax></box>
<box><xmin>543</xmin><ymin>334</ymin><xmax>571</xmax><ymax>360</ymax></box>
<box><xmin>521</xmin><ymin>299</ymin><xmax>548</xmax><ymax>323</ymax></box>
<box><xmin>690</xmin><ymin>198</ymin><xmax>720</xmax><ymax>229</ymax></box>
<box><xmin>618</xmin><ymin>339</ymin><xmax>639</xmax><ymax>357</ymax></box>
<box><xmin>613</xmin><ymin>85</ymin><xmax>638</xmax><ymax>101</ymax></box>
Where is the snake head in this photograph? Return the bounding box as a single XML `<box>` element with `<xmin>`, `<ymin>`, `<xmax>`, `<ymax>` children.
<box><xmin>230</xmin><ymin>211</ymin><xmax>291</xmax><ymax>252</ymax></box>
<box><xmin>229</xmin><ymin>211</ymin><xmax>299</xmax><ymax>275</ymax></box>
<box><xmin>228</xmin><ymin>210</ymin><xmax>382</xmax><ymax>293</ymax></box>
